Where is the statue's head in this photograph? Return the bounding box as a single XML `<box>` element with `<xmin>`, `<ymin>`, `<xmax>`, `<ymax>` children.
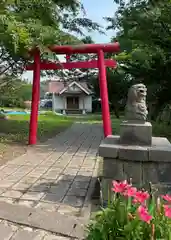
<box><xmin>127</xmin><ymin>84</ymin><xmax>147</xmax><ymax>103</ymax></box>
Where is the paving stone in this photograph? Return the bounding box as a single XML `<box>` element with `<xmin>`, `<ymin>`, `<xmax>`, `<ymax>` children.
<box><xmin>74</xmin><ymin>176</ymin><xmax>91</xmax><ymax>183</ymax></box>
<box><xmin>16</xmin><ymin>166</ymin><xmax>34</xmax><ymax>173</ymax></box>
<box><xmin>27</xmin><ymin>172</ymin><xmax>44</xmax><ymax>178</ymax></box>
<box><xmin>57</xmin><ymin>175</ymin><xmax>75</xmax><ymax>182</ymax></box>
<box><xmin>0</xmin><ymin>188</ymin><xmax>6</xmax><ymax>194</ymax></box>
<box><xmin>43</xmin><ymin>234</ymin><xmax>70</xmax><ymax>240</ymax></box>
<box><xmin>12</xmin><ymin>229</ymin><xmax>45</xmax><ymax>240</ymax></box>
<box><xmin>30</xmin><ymin>184</ymin><xmax>50</xmax><ymax>192</ymax></box>
<box><xmin>12</xmin><ymin>182</ymin><xmax>31</xmax><ymax>191</ymax></box>
<box><xmin>78</xmin><ymin>170</ymin><xmax>93</xmax><ymax>177</ymax></box>
<box><xmin>0</xmin><ymin>196</ymin><xmax>15</xmax><ymax>204</ymax></box>
<box><xmin>2</xmin><ymin>190</ymin><xmax>23</xmax><ymax>199</ymax></box>
<box><xmin>71</xmin><ymin>181</ymin><xmax>90</xmax><ymax>189</ymax></box>
<box><xmin>40</xmin><ymin>161</ymin><xmax>56</xmax><ymax>166</ymax></box>
<box><xmin>0</xmin><ymin>180</ymin><xmax>15</xmax><ymax>188</ymax></box>
<box><xmin>0</xmin><ymin>201</ymin><xmax>85</xmax><ymax>238</ymax></box>
<box><xmin>1</xmin><ymin>166</ymin><xmax>16</xmax><ymax>174</ymax></box>
<box><xmin>16</xmin><ymin>200</ymin><xmax>35</xmax><ymax>208</ymax></box>
<box><xmin>21</xmin><ymin>191</ymin><xmax>45</xmax><ymax>201</ymax></box>
<box><xmin>41</xmin><ymin>193</ymin><xmax>64</xmax><ymax>203</ymax></box>
<box><xmin>67</xmin><ymin>187</ymin><xmax>87</xmax><ymax>197</ymax></box>
<box><xmin>43</xmin><ymin>170</ymin><xmax>62</xmax><ymax>180</ymax></box>
<box><xmin>35</xmin><ymin>202</ymin><xmax>58</xmax><ymax>212</ymax></box>
<box><xmin>63</xmin><ymin>168</ymin><xmax>79</xmax><ymax>175</ymax></box>
<box><xmin>48</xmin><ymin>185</ymin><xmax>70</xmax><ymax>195</ymax></box>
<box><xmin>34</xmin><ymin>178</ymin><xmax>53</xmax><ymax>185</ymax></box>
<box><xmin>0</xmin><ymin>222</ymin><xmax>15</xmax><ymax>239</ymax></box>
<box><xmin>58</xmin><ymin>204</ymin><xmax>80</xmax><ymax>216</ymax></box>
<box><xmin>20</xmin><ymin>177</ymin><xmax>38</xmax><ymax>184</ymax></box>
<box><xmin>1</xmin><ymin>220</ymin><xmax>18</xmax><ymax>232</ymax></box>
<box><xmin>53</xmin><ymin>162</ymin><xmax>69</xmax><ymax>168</ymax></box>
<box><xmin>63</xmin><ymin>195</ymin><xmax>84</xmax><ymax>208</ymax></box>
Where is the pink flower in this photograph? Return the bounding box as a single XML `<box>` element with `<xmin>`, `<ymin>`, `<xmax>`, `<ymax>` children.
<box><xmin>133</xmin><ymin>190</ymin><xmax>150</xmax><ymax>204</ymax></box>
<box><xmin>164</xmin><ymin>205</ymin><xmax>171</xmax><ymax>218</ymax></box>
<box><xmin>111</xmin><ymin>180</ymin><xmax>130</xmax><ymax>193</ymax></box>
<box><xmin>138</xmin><ymin>205</ymin><xmax>152</xmax><ymax>224</ymax></box>
<box><xmin>162</xmin><ymin>194</ymin><xmax>171</xmax><ymax>202</ymax></box>
<box><xmin>124</xmin><ymin>187</ymin><xmax>137</xmax><ymax>197</ymax></box>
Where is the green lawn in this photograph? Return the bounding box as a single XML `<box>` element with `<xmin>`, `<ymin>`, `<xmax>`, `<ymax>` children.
<box><xmin>0</xmin><ymin>111</ymin><xmax>170</xmax><ymax>145</ymax></box>
<box><xmin>0</xmin><ymin>111</ymin><xmax>170</xmax><ymax>166</ymax></box>
<box><xmin>0</xmin><ymin>112</ymin><xmax>73</xmax><ymax>144</ymax></box>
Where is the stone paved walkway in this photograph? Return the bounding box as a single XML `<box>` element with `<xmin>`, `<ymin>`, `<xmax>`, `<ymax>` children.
<box><xmin>0</xmin><ymin>123</ymin><xmax>103</xmax><ymax>239</ymax></box>
<box><xmin>0</xmin><ymin>220</ymin><xmax>72</xmax><ymax>240</ymax></box>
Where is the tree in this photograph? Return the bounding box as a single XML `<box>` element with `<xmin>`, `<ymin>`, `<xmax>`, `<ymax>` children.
<box><xmin>91</xmin><ymin>66</ymin><xmax>132</xmax><ymax>117</ymax></box>
<box><xmin>0</xmin><ymin>77</ymin><xmax>32</xmax><ymax>107</ymax></box>
<box><xmin>0</xmin><ymin>0</ymin><xmax>103</xmax><ymax>77</ymax></box>
<box><xmin>105</xmin><ymin>0</ymin><xmax>171</xmax><ymax>119</ymax></box>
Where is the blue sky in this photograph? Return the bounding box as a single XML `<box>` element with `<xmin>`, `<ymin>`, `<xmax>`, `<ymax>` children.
<box><xmin>22</xmin><ymin>0</ymin><xmax>117</xmax><ymax>81</ymax></box>
<box><xmin>80</xmin><ymin>0</ymin><xmax>117</xmax><ymax>43</ymax></box>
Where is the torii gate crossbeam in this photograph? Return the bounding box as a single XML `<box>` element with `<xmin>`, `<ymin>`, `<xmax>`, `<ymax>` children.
<box><xmin>26</xmin><ymin>42</ymin><xmax>120</xmax><ymax>145</ymax></box>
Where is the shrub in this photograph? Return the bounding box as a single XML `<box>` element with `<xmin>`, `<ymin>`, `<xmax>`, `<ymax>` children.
<box><xmin>86</xmin><ymin>180</ymin><xmax>171</xmax><ymax>239</ymax></box>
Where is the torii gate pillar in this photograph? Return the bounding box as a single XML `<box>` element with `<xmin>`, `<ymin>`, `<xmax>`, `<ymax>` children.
<box><xmin>29</xmin><ymin>50</ymin><xmax>40</xmax><ymax>145</ymax></box>
<box><xmin>98</xmin><ymin>49</ymin><xmax>112</xmax><ymax>136</ymax></box>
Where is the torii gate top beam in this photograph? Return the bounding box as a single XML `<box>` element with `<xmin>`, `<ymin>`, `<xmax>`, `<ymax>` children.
<box><xmin>49</xmin><ymin>42</ymin><xmax>120</xmax><ymax>54</ymax></box>
<box><xmin>30</xmin><ymin>42</ymin><xmax>120</xmax><ymax>55</ymax></box>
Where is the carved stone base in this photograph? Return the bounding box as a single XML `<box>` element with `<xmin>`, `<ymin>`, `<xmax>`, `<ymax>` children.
<box><xmin>120</xmin><ymin>121</ymin><xmax>152</xmax><ymax>146</ymax></box>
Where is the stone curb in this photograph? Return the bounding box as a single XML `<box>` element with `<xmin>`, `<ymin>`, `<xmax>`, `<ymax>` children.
<box><xmin>0</xmin><ymin>201</ymin><xmax>85</xmax><ymax>239</ymax></box>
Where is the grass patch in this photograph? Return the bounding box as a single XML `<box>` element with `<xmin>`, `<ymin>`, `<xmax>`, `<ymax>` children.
<box><xmin>0</xmin><ymin>112</ymin><xmax>73</xmax><ymax>144</ymax></box>
<box><xmin>111</xmin><ymin>118</ymin><xmax>121</xmax><ymax>134</ymax></box>
<box><xmin>152</xmin><ymin>122</ymin><xmax>171</xmax><ymax>141</ymax></box>
<box><xmin>1</xmin><ymin>110</ymin><xmax>171</xmax><ymax>146</ymax></box>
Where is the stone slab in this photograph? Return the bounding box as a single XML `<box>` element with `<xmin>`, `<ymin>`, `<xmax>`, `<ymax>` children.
<box><xmin>101</xmin><ymin>135</ymin><xmax>120</xmax><ymax>145</ymax></box>
<box><xmin>12</xmin><ymin>229</ymin><xmax>43</xmax><ymax>240</ymax></box>
<box><xmin>99</xmin><ymin>135</ymin><xmax>171</xmax><ymax>162</ymax></box>
<box><xmin>0</xmin><ymin>222</ymin><xmax>14</xmax><ymax>239</ymax></box>
<box><xmin>43</xmin><ymin>235</ymin><xmax>70</xmax><ymax>240</ymax></box>
<box><xmin>120</xmin><ymin>121</ymin><xmax>152</xmax><ymax>145</ymax></box>
<box><xmin>149</xmin><ymin>147</ymin><xmax>171</xmax><ymax>162</ymax></box>
<box><xmin>98</xmin><ymin>143</ymin><xmax>118</xmax><ymax>158</ymax></box>
<box><xmin>0</xmin><ymin>201</ymin><xmax>85</xmax><ymax>239</ymax></box>
<box><xmin>119</xmin><ymin>145</ymin><xmax>149</xmax><ymax>161</ymax></box>
<box><xmin>152</xmin><ymin>137</ymin><xmax>171</xmax><ymax>147</ymax></box>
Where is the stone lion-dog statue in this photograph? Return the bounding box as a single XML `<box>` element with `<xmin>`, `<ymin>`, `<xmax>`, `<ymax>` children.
<box><xmin>125</xmin><ymin>83</ymin><xmax>148</xmax><ymax>121</ymax></box>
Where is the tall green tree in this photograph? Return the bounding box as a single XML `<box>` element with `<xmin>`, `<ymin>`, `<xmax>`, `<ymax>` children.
<box><xmin>105</xmin><ymin>0</ymin><xmax>171</xmax><ymax>119</ymax></box>
<box><xmin>91</xmin><ymin>67</ymin><xmax>131</xmax><ymax>118</ymax></box>
<box><xmin>0</xmin><ymin>77</ymin><xmax>32</xmax><ymax>107</ymax></box>
<box><xmin>0</xmin><ymin>0</ymin><xmax>103</xmax><ymax>77</ymax></box>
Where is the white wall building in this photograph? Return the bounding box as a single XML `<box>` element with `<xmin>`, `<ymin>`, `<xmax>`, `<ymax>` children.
<box><xmin>47</xmin><ymin>80</ymin><xmax>92</xmax><ymax>114</ymax></box>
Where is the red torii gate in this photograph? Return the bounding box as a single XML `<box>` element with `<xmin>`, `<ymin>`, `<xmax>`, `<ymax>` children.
<box><xmin>26</xmin><ymin>42</ymin><xmax>120</xmax><ymax>145</ymax></box>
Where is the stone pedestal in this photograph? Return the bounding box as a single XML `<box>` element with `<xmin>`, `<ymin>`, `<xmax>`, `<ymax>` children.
<box><xmin>120</xmin><ymin>121</ymin><xmax>152</xmax><ymax>146</ymax></box>
<box><xmin>99</xmin><ymin>135</ymin><xmax>171</xmax><ymax>204</ymax></box>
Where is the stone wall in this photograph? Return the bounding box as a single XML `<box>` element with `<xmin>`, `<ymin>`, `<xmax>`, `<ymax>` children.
<box><xmin>101</xmin><ymin>158</ymin><xmax>171</xmax><ymax>204</ymax></box>
<box><xmin>101</xmin><ymin>157</ymin><xmax>171</xmax><ymax>202</ymax></box>
<box><xmin>99</xmin><ymin>135</ymin><xmax>171</xmax><ymax>203</ymax></box>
